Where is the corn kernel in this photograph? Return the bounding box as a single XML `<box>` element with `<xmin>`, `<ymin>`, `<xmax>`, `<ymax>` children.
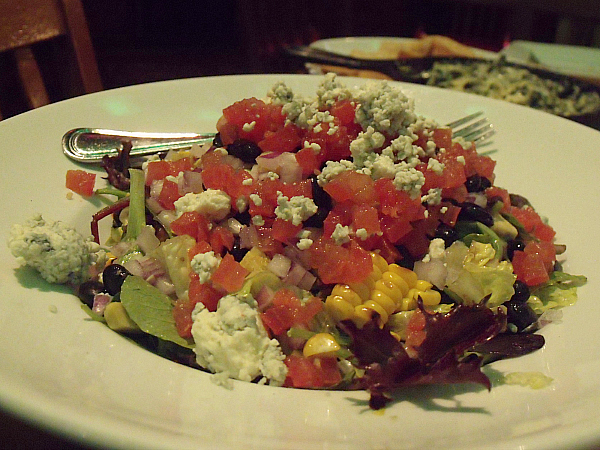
<box><xmin>415</xmin><ymin>279</ymin><xmax>433</xmax><ymax>291</ymax></box>
<box><xmin>419</xmin><ymin>289</ymin><xmax>442</xmax><ymax>306</ymax></box>
<box><xmin>369</xmin><ymin>289</ymin><xmax>397</xmax><ymax>314</ymax></box>
<box><xmin>303</xmin><ymin>332</ymin><xmax>341</xmax><ymax>358</ymax></box>
<box><xmin>348</xmin><ymin>282</ymin><xmax>371</xmax><ymax>302</ymax></box>
<box><xmin>377</xmin><ymin>274</ymin><xmax>407</xmax><ymax>302</ymax></box>
<box><xmin>324</xmin><ymin>295</ymin><xmax>355</xmax><ymax>322</ymax></box>
<box><xmin>352</xmin><ymin>305</ymin><xmax>373</xmax><ymax>328</ymax></box>
<box><xmin>364</xmin><ymin>300</ymin><xmax>389</xmax><ymax>324</ymax></box>
<box><xmin>331</xmin><ymin>284</ymin><xmax>362</xmax><ymax>306</ymax></box>
<box><xmin>400</xmin><ymin>296</ymin><xmax>418</xmax><ymax>311</ymax></box>
<box><xmin>387</xmin><ymin>264</ymin><xmax>418</xmax><ymax>289</ymax></box>
<box><xmin>371</xmin><ymin>252</ymin><xmax>389</xmax><ymax>273</ymax></box>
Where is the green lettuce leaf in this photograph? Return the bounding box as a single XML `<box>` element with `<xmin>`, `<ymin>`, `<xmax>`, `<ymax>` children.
<box><xmin>528</xmin><ymin>271</ymin><xmax>587</xmax><ymax>314</ymax></box>
<box><xmin>120</xmin><ymin>275</ymin><xmax>194</xmax><ymax>349</ymax></box>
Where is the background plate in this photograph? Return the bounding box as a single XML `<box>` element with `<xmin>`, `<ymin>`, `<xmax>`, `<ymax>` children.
<box><xmin>0</xmin><ymin>74</ymin><xmax>599</xmax><ymax>449</ymax></box>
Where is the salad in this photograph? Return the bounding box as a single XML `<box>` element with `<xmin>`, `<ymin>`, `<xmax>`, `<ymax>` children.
<box><xmin>8</xmin><ymin>74</ymin><xmax>586</xmax><ymax>410</ymax></box>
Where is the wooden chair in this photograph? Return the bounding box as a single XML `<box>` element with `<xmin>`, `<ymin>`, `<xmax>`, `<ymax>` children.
<box><xmin>0</xmin><ymin>0</ymin><xmax>102</xmax><ymax>120</ymax></box>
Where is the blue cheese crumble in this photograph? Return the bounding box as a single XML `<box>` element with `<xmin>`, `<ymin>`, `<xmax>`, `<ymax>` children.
<box><xmin>191</xmin><ymin>292</ymin><xmax>287</xmax><ymax>386</ymax></box>
<box><xmin>174</xmin><ymin>189</ymin><xmax>231</xmax><ymax>221</ymax></box>
<box><xmin>190</xmin><ymin>251</ymin><xmax>220</xmax><ymax>284</ymax></box>
<box><xmin>8</xmin><ymin>214</ymin><xmax>102</xmax><ymax>284</ymax></box>
<box><xmin>274</xmin><ymin>193</ymin><xmax>318</xmax><ymax>226</ymax></box>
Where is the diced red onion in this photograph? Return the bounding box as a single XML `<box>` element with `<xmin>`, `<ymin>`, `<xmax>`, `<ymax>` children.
<box><xmin>138</xmin><ymin>257</ymin><xmax>166</xmax><ymax>279</ymax></box>
<box><xmin>92</xmin><ymin>293</ymin><xmax>112</xmax><ymax>316</ymax></box>
<box><xmin>256</xmin><ymin>285</ymin><xmax>275</xmax><ymax>311</ymax></box>
<box><xmin>256</xmin><ymin>152</ymin><xmax>302</xmax><ymax>183</ymax></box>
<box><xmin>413</xmin><ymin>259</ymin><xmax>447</xmax><ymax>290</ymax></box>
<box><xmin>182</xmin><ymin>171</ymin><xmax>204</xmax><ymax>194</ymax></box>
<box><xmin>267</xmin><ymin>253</ymin><xmax>292</xmax><ymax>278</ymax></box>
<box><xmin>283</xmin><ymin>262</ymin><xmax>308</xmax><ymax>286</ymax></box>
<box><xmin>297</xmin><ymin>270</ymin><xmax>317</xmax><ymax>291</ymax></box>
<box><xmin>239</xmin><ymin>225</ymin><xmax>259</xmax><ymax>249</ymax></box>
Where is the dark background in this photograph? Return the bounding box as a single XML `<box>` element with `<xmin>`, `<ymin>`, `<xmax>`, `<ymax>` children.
<box><xmin>1</xmin><ymin>0</ymin><xmax>599</xmax><ymax>447</ymax></box>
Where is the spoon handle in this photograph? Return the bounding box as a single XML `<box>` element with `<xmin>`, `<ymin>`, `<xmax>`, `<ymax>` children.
<box><xmin>62</xmin><ymin>128</ymin><xmax>216</xmax><ymax>163</ymax></box>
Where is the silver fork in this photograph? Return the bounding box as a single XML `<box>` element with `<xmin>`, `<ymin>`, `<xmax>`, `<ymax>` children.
<box><xmin>62</xmin><ymin>112</ymin><xmax>495</xmax><ymax>163</ymax></box>
<box><xmin>447</xmin><ymin>111</ymin><xmax>495</xmax><ymax>147</ymax></box>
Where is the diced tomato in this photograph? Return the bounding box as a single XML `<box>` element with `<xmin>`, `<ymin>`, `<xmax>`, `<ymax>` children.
<box><xmin>441</xmin><ymin>141</ymin><xmax>496</xmax><ymax>180</ymax></box>
<box><xmin>351</xmin><ymin>204</ymin><xmax>381</xmax><ymax>236</ymax></box>
<box><xmin>145</xmin><ymin>158</ymin><xmax>193</xmax><ymax>186</ymax></box>
<box><xmin>419</xmin><ymin>158</ymin><xmax>467</xmax><ymax>191</ymax></box>
<box><xmin>283</xmin><ymin>354</ymin><xmax>341</xmax><ymax>388</ymax></box>
<box><xmin>220</xmin><ymin>98</ymin><xmax>285</xmax><ymax>144</ymax></box>
<box><xmin>441</xmin><ymin>184</ymin><xmax>468</xmax><ymax>203</ymax></box>
<box><xmin>158</xmin><ymin>179</ymin><xmax>181</xmax><ymax>210</ymax></box>
<box><xmin>172</xmin><ymin>298</ymin><xmax>196</xmax><ymax>339</ymax></box>
<box><xmin>189</xmin><ymin>274</ymin><xmax>223</xmax><ymax>312</ymax></box>
<box><xmin>512</xmin><ymin>250</ymin><xmax>549</xmax><ymax>286</ymax></box>
<box><xmin>170</xmin><ymin>211</ymin><xmax>210</xmax><ymax>242</ymax></box>
<box><xmin>258</xmin><ymin>124</ymin><xmax>302</xmax><ymax>153</ymax></box>
<box><xmin>261</xmin><ymin>289</ymin><xmax>323</xmax><ymax>335</ymax></box>
<box><xmin>404</xmin><ymin>309</ymin><xmax>427</xmax><ymax>355</ymax></box>
<box><xmin>329</xmin><ymin>99</ymin><xmax>357</xmax><ymax>126</ymax></box>
<box><xmin>374</xmin><ymin>178</ymin><xmax>425</xmax><ymax>220</ymax></box>
<box><xmin>278</xmin><ymin>179</ymin><xmax>313</xmax><ymax>199</ymax></box>
<box><xmin>524</xmin><ymin>241</ymin><xmax>556</xmax><ymax>272</ymax></box>
<box><xmin>324</xmin><ymin>171</ymin><xmax>376</xmax><ymax>204</ymax></box>
<box><xmin>271</xmin><ymin>218</ymin><xmax>302</xmax><ymax>243</ymax></box>
<box><xmin>173</xmin><ymin>277</ymin><xmax>223</xmax><ymax>338</ymax></box>
<box><xmin>308</xmin><ymin>238</ymin><xmax>372</xmax><ymax>284</ymax></box>
<box><xmin>432</xmin><ymin>128</ymin><xmax>453</xmax><ymax>149</ymax></box>
<box><xmin>508</xmin><ymin>206</ymin><xmax>556</xmax><ymax>242</ymax></box>
<box><xmin>379</xmin><ymin>215</ymin><xmax>413</xmax><ymax>244</ymax></box>
<box><xmin>295</xmin><ymin>147</ymin><xmax>321</xmax><ymax>177</ymax></box>
<box><xmin>188</xmin><ymin>241</ymin><xmax>212</xmax><ymax>260</ymax></box>
<box><xmin>210</xmin><ymin>253</ymin><xmax>249</xmax><ymax>293</ymax></box>
<box><xmin>209</xmin><ymin>226</ymin><xmax>235</xmax><ymax>254</ymax></box>
<box><xmin>66</xmin><ymin>169</ymin><xmax>96</xmax><ymax>197</ymax></box>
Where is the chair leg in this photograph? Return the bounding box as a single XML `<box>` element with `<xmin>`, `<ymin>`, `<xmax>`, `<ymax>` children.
<box><xmin>14</xmin><ymin>47</ymin><xmax>50</xmax><ymax>109</ymax></box>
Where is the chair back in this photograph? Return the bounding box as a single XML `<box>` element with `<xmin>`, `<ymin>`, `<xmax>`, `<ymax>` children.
<box><xmin>0</xmin><ymin>0</ymin><xmax>102</xmax><ymax>119</ymax></box>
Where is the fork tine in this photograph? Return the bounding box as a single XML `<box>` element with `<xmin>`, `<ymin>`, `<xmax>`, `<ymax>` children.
<box><xmin>447</xmin><ymin>111</ymin><xmax>495</xmax><ymax>146</ymax></box>
<box><xmin>445</xmin><ymin>111</ymin><xmax>483</xmax><ymax>129</ymax></box>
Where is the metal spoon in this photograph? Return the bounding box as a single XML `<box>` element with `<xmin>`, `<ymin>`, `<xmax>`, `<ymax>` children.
<box><xmin>62</xmin><ymin>128</ymin><xmax>216</xmax><ymax>163</ymax></box>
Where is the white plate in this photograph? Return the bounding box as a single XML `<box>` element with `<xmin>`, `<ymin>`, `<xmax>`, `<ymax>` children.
<box><xmin>310</xmin><ymin>36</ymin><xmax>498</xmax><ymax>59</ymax></box>
<box><xmin>1</xmin><ymin>74</ymin><xmax>600</xmax><ymax>450</ymax></box>
<box><xmin>502</xmin><ymin>40</ymin><xmax>600</xmax><ymax>81</ymax></box>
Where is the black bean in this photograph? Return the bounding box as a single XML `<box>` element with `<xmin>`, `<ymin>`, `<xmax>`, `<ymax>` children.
<box><xmin>457</xmin><ymin>202</ymin><xmax>494</xmax><ymax>227</ymax></box>
<box><xmin>505</xmin><ymin>300</ymin><xmax>538</xmax><ymax>332</ymax></box>
<box><xmin>506</xmin><ymin>239</ymin><xmax>526</xmax><ymax>260</ymax></box>
<box><xmin>434</xmin><ymin>223</ymin><xmax>459</xmax><ymax>246</ymax></box>
<box><xmin>233</xmin><ymin>209</ymin><xmax>251</xmax><ymax>226</ymax></box>
<box><xmin>303</xmin><ymin>175</ymin><xmax>333</xmax><ymax>228</ymax></box>
<box><xmin>511</xmin><ymin>280</ymin><xmax>530</xmax><ymax>303</ymax></box>
<box><xmin>77</xmin><ymin>280</ymin><xmax>105</xmax><ymax>308</ymax></box>
<box><xmin>230</xmin><ymin>239</ymin><xmax>249</xmax><ymax>262</ymax></box>
<box><xmin>226</xmin><ymin>139</ymin><xmax>262</xmax><ymax>164</ymax></box>
<box><xmin>465</xmin><ymin>175</ymin><xmax>491</xmax><ymax>193</ymax></box>
<box><xmin>212</xmin><ymin>133</ymin><xmax>223</xmax><ymax>148</ymax></box>
<box><xmin>103</xmin><ymin>264</ymin><xmax>131</xmax><ymax>296</ymax></box>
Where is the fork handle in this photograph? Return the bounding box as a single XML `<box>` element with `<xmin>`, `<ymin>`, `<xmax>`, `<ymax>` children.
<box><xmin>62</xmin><ymin>128</ymin><xmax>216</xmax><ymax>163</ymax></box>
